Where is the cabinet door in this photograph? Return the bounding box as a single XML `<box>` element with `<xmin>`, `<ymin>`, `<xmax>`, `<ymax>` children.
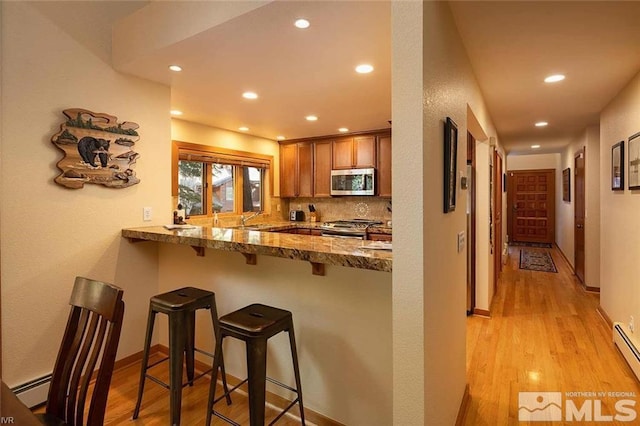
<box><xmin>377</xmin><ymin>135</ymin><xmax>392</xmax><ymax>196</ymax></box>
<box><xmin>332</xmin><ymin>138</ymin><xmax>353</xmax><ymax>169</ymax></box>
<box><xmin>354</xmin><ymin>136</ymin><xmax>376</xmax><ymax>168</ymax></box>
<box><xmin>314</xmin><ymin>141</ymin><xmax>332</xmax><ymax>197</ymax></box>
<box><xmin>280</xmin><ymin>144</ymin><xmax>297</xmax><ymax>197</ymax></box>
<box><xmin>297</xmin><ymin>143</ymin><xmax>314</xmax><ymax>197</ymax></box>
<box><xmin>368</xmin><ymin>233</ymin><xmax>392</xmax><ymax>242</ymax></box>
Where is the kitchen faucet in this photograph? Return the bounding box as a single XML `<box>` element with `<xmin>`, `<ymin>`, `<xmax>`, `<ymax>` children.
<box><xmin>241</xmin><ymin>211</ymin><xmax>262</xmax><ymax>226</ymax></box>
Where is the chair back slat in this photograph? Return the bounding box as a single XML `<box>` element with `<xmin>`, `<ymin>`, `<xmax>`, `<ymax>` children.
<box><xmin>44</xmin><ymin>277</ymin><xmax>124</xmax><ymax>426</ymax></box>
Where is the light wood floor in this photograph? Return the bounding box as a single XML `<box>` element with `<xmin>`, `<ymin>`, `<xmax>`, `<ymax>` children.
<box><xmin>461</xmin><ymin>245</ymin><xmax>640</xmax><ymax>425</ymax></box>
<box><xmin>35</xmin><ymin>352</ymin><xmax>305</xmax><ymax>425</ymax></box>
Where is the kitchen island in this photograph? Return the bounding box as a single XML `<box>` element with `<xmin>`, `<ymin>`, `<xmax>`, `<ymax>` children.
<box><xmin>122</xmin><ymin>224</ymin><xmax>392</xmax><ymax>425</ymax></box>
<box><xmin>122</xmin><ymin>225</ymin><xmax>392</xmax><ymax>274</ymax></box>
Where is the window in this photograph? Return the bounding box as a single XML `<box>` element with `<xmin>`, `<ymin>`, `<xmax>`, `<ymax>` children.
<box><xmin>173</xmin><ymin>141</ymin><xmax>272</xmax><ymax>217</ymax></box>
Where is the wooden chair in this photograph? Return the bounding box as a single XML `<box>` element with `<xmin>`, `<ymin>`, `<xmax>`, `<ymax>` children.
<box><xmin>36</xmin><ymin>277</ymin><xmax>125</xmax><ymax>426</ymax></box>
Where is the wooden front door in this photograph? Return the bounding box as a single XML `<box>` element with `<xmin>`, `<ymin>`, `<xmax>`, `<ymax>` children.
<box><xmin>507</xmin><ymin>169</ymin><xmax>555</xmax><ymax>244</ymax></box>
<box><xmin>574</xmin><ymin>149</ymin><xmax>586</xmax><ymax>282</ymax></box>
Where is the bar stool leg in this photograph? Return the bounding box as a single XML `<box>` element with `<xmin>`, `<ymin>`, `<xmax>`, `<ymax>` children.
<box><xmin>168</xmin><ymin>310</ymin><xmax>186</xmax><ymax>426</ymax></box>
<box><xmin>208</xmin><ymin>297</ymin><xmax>232</xmax><ymax>404</ymax></box>
<box><xmin>185</xmin><ymin>310</ymin><xmax>196</xmax><ymax>385</ymax></box>
<box><xmin>287</xmin><ymin>322</ymin><xmax>306</xmax><ymax>425</ymax></box>
<box><xmin>247</xmin><ymin>338</ymin><xmax>268</xmax><ymax>426</ymax></box>
<box><xmin>132</xmin><ymin>306</ymin><xmax>156</xmax><ymax>419</ymax></box>
<box><xmin>206</xmin><ymin>333</ymin><xmax>225</xmax><ymax>426</ymax></box>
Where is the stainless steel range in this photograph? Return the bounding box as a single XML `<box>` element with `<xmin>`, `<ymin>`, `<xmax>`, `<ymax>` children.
<box><xmin>319</xmin><ymin>219</ymin><xmax>383</xmax><ymax>239</ymax></box>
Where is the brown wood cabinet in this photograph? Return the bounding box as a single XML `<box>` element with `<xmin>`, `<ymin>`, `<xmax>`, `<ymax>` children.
<box><xmin>377</xmin><ymin>135</ymin><xmax>392</xmax><ymax>197</ymax></box>
<box><xmin>279</xmin><ymin>142</ymin><xmax>313</xmax><ymax>197</ymax></box>
<box><xmin>314</xmin><ymin>141</ymin><xmax>332</xmax><ymax>197</ymax></box>
<box><xmin>367</xmin><ymin>232</ymin><xmax>392</xmax><ymax>242</ymax></box>
<box><xmin>332</xmin><ymin>136</ymin><xmax>376</xmax><ymax>169</ymax></box>
<box><xmin>280</xmin><ymin>129</ymin><xmax>391</xmax><ymax>198</ymax></box>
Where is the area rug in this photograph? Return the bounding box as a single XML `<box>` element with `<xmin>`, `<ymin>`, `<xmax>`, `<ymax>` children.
<box><xmin>519</xmin><ymin>249</ymin><xmax>558</xmax><ymax>273</ymax></box>
<box><xmin>510</xmin><ymin>241</ymin><xmax>553</xmax><ymax>248</ymax></box>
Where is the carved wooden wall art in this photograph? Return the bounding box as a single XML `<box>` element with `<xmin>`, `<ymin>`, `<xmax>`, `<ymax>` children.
<box><xmin>51</xmin><ymin>108</ymin><xmax>141</xmax><ymax>189</ymax></box>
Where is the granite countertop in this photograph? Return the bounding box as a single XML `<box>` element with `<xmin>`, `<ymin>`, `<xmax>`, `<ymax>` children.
<box><xmin>122</xmin><ymin>225</ymin><xmax>392</xmax><ymax>273</ymax></box>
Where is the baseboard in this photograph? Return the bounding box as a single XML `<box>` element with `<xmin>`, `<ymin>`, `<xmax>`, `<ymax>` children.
<box><xmin>455</xmin><ymin>384</ymin><xmax>470</xmax><ymax>426</ymax></box>
<box><xmin>585</xmin><ymin>286</ymin><xmax>601</xmax><ymax>293</ymax></box>
<box><xmin>597</xmin><ymin>305</ymin><xmax>613</xmax><ymax>329</ymax></box>
<box><xmin>154</xmin><ymin>345</ymin><xmax>343</xmax><ymax>426</ymax></box>
<box><xmin>554</xmin><ymin>243</ymin><xmax>575</xmax><ymax>274</ymax></box>
<box><xmin>473</xmin><ymin>308</ymin><xmax>491</xmax><ymax>317</ymax></box>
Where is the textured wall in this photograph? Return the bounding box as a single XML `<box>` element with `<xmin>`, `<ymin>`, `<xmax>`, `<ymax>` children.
<box><xmin>1</xmin><ymin>2</ymin><xmax>170</xmax><ymax>386</ymax></box>
<box><xmin>600</xmin><ymin>70</ymin><xmax>640</xmax><ymax>329</ymax></box>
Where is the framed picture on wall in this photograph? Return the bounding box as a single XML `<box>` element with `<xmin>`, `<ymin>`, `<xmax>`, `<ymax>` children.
<box><xmin>562</xmin><ymin>168</ymin><xmax>571</xmax><ymax>201</ymax></box>
<box><xmin>628</xmin><ymin>132</ymin><xmax>640</xmax><ymax>190</ymax></box>
<box><xmin>444</xmin><ymin>117</ymin><xmax>458</xmax><ymax>213</ymax></box>
<box><xmin>612</xmin><ymin>141</ymin><xmax>624</xmax><ymax>191</ymax></box>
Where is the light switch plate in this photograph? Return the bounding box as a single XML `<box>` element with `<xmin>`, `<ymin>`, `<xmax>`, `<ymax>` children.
<box><xmin>457</xmin><ymin>231</ymin><xmax>465</xmax><ymax>253</ymax></box>
<box><xmin>143</xmin><ymin>206</ymin><xmax>152</xmax><ymax>221</ymax></box>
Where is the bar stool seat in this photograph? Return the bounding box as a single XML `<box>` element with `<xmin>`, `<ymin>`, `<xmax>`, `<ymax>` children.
<box><xmin>206</xmin><ymin>303</ymin><xmax>305</xmax><ymax>426</ymax></box>
<box><xmin>133</xmin><ymin>287</ymin><xmax>230</xmax><ymax>425</ymax></box>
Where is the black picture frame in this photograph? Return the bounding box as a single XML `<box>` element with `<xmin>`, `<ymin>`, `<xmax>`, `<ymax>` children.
<box><xmin>612</xmin><ymin>141</ymin><xmax>624</xmax><ymax>191</ymax></box>
<box><xmin>444</xmin><ymin>117</ymin><xmax>458</xmax><ymax>213</ymax></box>
<box><xmin>628</xmin><ymin>132</ymin><xmax>640</xmax><ymax>190</ymax></box>
<box><xmin>562</xmin><ymin>168</ymin><xmax>571</xmax><ymax>201</ymax></box>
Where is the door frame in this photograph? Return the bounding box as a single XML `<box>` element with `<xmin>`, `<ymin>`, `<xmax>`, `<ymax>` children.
<box><xmin>493</xmin><ymin>150</ymin><xmax>503</xmax><ymax>292</ymax></box>
<box><xmin>467</xmin><ymin>132</ymin><xmax>476</xmax><ymax>315</ymax></box>
<box><xmin>574</xmin><ymin>147</ymin><xmax>586</xmax><ymax>283</ymax></box>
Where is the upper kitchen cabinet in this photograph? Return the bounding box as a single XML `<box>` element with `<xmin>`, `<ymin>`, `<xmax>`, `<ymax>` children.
<box><xmin>332</xmin><ymin>136</ymin><xmax>376</xmax><ymax>169</ymax></box>
<box><xmin>314</xmin><ymin>140</ymin><xmax>332</xmax><ymax>197</ymax></box>
<box><xmin>377</xmin><ymin>135</ymin><xmax>392</xmax><ymax>197</ymax></box>
<box><xmin>280</xmin><ymin>142</ymin><xmax>313</xmax><ymax>198</ymax></box>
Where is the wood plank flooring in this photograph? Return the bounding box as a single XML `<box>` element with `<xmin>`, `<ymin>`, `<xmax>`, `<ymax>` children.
<box><xmin>462</xmin><ymin>245</ymin><xmax>640</xmax><ymax>425</ymax></box>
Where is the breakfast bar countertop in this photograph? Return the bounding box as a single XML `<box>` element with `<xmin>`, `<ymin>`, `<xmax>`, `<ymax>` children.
<box><xmin>121</xmin><ymin>225</ymin><xmax>392</xmax><ymax>273</ymax></box>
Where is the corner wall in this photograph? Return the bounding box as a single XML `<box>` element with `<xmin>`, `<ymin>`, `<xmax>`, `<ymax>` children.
<box><xmin>392</xmin><ymin>2</ymin><xmax>498</xmax><ymax>424</ymax></box>
<box><xmin>600</xmin><ymin>70</ymin><xmax>640</xmax><ymax>330</ymax></box>
<box><xmin>1</xmin><ymin>2</ymin><xmax>169</xmax><ymax>386</ymax></box>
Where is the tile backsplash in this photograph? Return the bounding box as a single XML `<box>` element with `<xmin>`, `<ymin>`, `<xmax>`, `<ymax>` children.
<box><xmin>174</xmin><ymin>195</ymin><xmax>392</xmax><ymax>226</ymax></box>
<box><xmin>283</xmin><ymin>197</ymin><xmax>392</xmax><ymax>223</ymax></box>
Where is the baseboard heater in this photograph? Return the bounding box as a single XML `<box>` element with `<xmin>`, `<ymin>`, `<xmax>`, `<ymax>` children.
<box><xmin>613</xmin><ymin>322</ymin><xmax>640</xmax><ymax>382</ymax></box>
<box><xmin>12</xmin><ymin>374</ymin><xmax>52</xmax><ymax>408</ymax></box>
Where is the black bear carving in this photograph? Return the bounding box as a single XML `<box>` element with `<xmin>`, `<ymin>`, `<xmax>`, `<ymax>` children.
<box><xmin>51</xmin><ymin>108</ymin><xmax>140</xmax><ymax>189</ymax></box>
<box><xmin>77</xmin><ymin>137</ymin><xmax>110</xmax><ymax>167</ymax></box>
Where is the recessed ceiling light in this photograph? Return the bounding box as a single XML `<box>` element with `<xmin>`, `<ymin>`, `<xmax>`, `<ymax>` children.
<box><xmin>239</xmin><ymin>126</ymin><xmax>249</xmax><ymax>132</ymax></box>
<box><xmin>170</xmin><ymin>110</ymin><xmax>183</xmax><ymax>116</ymax></box>
<box><xmin>168</xmin><ymin>65</ymin><xmax>182</xmax><ymax>72</ymax></box>
<box><xmin>531</xmin><ymin>145</ymin><xmax>541</xmax><ymax>149</ymax></box>
<box><xmin>544</xmin><ymin>74</ymin><xmax>565</xmax><ymax>83</ymax></box>
<box><xmin>535</xmin><ymin>121</ymin><xmax>548</xmax><ymax>127</ymax></box>
<box><xmin>305</xmin><ymin>115</ymin><xmax>318</xmax><ymax>121</ymax></box>
<box><xmin>276</xmin><ymin>136</ymin><xmax>286</xmax><ymax>141</ymax></box>
<box><xmin>355</xmin><ymin>64</ymin><xmax>374</xmax><ymax>74</ymax></box>
<box><xmin>338</xmin><ymin>127</ymin><xmax>349</xmax><ymax>133</ymax></box>
<box><xmin>242</xmin><ymin>91</ymin><xmax>258</xmax><ymax>100</ymax></box>
<box><xmin>294</xmin><ymin>19</ymin><xmax>310</xmax><ymax>29</ymax></box>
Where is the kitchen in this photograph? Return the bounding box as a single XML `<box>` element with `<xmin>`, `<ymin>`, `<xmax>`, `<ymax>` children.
<box><xmin>1</xmin><ymin>1</ymin><xmax>483</xmax><ymax>425</ymax></box>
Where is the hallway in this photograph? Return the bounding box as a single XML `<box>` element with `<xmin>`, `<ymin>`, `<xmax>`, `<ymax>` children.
<box><xmin>462</xmin><ymin>245</ymin><xmax>640</xmax><ymax>425</ymax></box>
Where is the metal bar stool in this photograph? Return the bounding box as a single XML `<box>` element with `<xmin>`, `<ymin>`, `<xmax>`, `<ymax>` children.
<box><xmin>206</xmin><ymin>303</ymin><xmax>305</xmax><ymax>426</ymax></box>
<box><xmin>133</xmin><ymin>287</ymin><xmax>231</xmax><ymax>425</ymax></box>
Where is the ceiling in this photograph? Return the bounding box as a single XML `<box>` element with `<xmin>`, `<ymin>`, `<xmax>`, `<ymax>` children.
<box><xmin>69</xmin><ymin>1</ymin><xmax>640</xmax><ymax>153</ymax></box>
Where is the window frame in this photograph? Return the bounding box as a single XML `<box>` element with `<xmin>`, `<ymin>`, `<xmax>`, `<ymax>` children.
<box><xmin>172</xmin><ymin>140</ymin><xmax>273</xmax><ymax>218</ymax></box>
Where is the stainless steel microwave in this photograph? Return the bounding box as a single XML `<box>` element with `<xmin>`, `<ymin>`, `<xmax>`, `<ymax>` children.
<box><xmin>330</xmin><ymin>168</ymin><xmax>375</xmax><ymax>196</ymax></box>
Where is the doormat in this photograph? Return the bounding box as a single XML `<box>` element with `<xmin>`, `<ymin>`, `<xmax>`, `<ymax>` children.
<box><xmin>519</xmin><ymin>249</ymin><xmax>558</xmax><ymax>273</ymax></box>
<box><xmin>510</xmin><ymin>241</ymin><xmax>553</xmax><ymax>248</ymax></box>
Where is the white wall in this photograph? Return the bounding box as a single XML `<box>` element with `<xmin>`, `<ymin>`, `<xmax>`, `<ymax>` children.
<box><xmin>0</xmin><ymin>2</ymin><xmax>169</xmax><ymax>386</ymax></box>
<box><xmin>392</xmin><ymin>2</ymin><xmax>498</xmax><ymax>424</ymax></box>
<box><xmin>600</xmin><ymin>70</ymin><xmax>640</xmax><ymax>333</ymax></box>
<box><xmin>557</xmin><ymin>126</ymin><xmax>600</xmax><ymax>286</ymax></box>
<box><xmin>475</xmin><ymin>142</ymin><xmax>493</xmax><ymax>311</ymax></box>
